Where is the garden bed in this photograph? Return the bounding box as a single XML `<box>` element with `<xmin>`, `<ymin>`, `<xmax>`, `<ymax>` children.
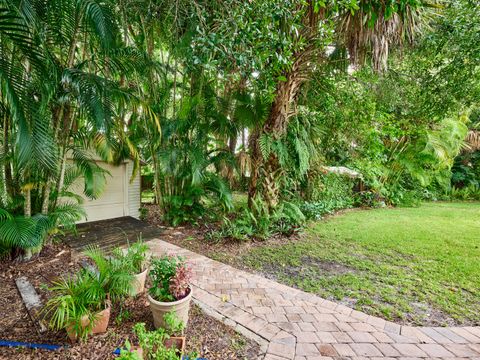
<box><xmin>0</xmin><ymin>243</ymin><xmax>259</xmax><ymax>359</ymax></box>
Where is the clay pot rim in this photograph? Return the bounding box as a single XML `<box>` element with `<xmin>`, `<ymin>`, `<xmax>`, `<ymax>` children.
<box><xmin>135</xmin><ymin>266</ymin><xmax>149</xmax><ymax>277</ymax></box>
<box><xmin>147</xmin><ymin>286</ymin><xmax>192</xmax><ymax>306</ymax></box>
<box><xmin>79</xmin><ymin>304</ymin><xmax>111</xmax><ymax>324</ymax></box>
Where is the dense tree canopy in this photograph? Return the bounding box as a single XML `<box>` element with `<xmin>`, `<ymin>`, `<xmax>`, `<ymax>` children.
<box><xmin>1</xmin><ymin>0</ymin><xmax>478</xmax><ymax>253</ymax></box>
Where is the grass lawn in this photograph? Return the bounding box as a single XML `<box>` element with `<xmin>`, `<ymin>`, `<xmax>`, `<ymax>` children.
<box><xmin>239</xmin><ymin>202</ymin><xmax>480</xmax><ymax>326</ymax></box>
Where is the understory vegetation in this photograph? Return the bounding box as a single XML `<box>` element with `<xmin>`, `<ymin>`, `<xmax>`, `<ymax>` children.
<box><xmin>1</xmin><ymin>0</ymin><xmax>479</xmax><ymax>255</ymax></box>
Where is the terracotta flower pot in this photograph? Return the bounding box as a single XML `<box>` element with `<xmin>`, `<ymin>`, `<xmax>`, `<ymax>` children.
<box><xmin>147</xmin><ymin>288</ymin><xmax>192</xmax><ymax>329</ymax></box>
<box><xmin>66</xmin><ymin>306</ymin><xmax>111</xmax><ymax>341</ymax></box>
<box><xmin>130</xmin><ymin>338</ymin><xmax>182</xmax><ymax>360</ymax></box>
<box><xmin>164</xmin><ymin>336</ymin><xmax>186</xmax><ymax>357</ymax></box>
<box><xmin>131</xmin><ymin>267</ymin><xmax>148</xmax><ymax>295</ymax></box>
<box><xmin>130</xmin><ymin>346</ymin><xmax>144</xmax><ymax>359</ymax></box>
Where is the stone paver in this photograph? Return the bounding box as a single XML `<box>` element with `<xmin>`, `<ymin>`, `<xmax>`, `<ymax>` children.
<box><xmin>147</xmin><ymin>239</ymin><xmax>480</xmax><ymax>359</ymax></box>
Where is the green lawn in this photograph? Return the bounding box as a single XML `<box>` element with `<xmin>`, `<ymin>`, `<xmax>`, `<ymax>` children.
<box><xmin>239</xmin><ymin>202</ymin><xmax>480</xmax><ymax>325</ymax></box>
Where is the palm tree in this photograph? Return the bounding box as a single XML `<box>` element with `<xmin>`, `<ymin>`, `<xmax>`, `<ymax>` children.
<box><xmin>0</xmin><ymin>0</ymin><xmax>142</xmax><ymax>257</ymax></box>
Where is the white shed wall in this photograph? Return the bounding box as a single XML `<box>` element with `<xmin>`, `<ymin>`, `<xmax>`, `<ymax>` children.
<box><xmin>127</xmin><ymin>161</ymin><xmax>141</xmax><ymax>219</ymax></box>
<box><xmin>66</xmin><ymin>157</ymin><xmax>141</xmax><ymax>223</ymax></box>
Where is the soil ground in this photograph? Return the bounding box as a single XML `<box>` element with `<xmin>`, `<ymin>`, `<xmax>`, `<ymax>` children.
<box><xmin>0</xmin><ymin>242</ymin><xmax>259</xmax><ymax>360</ymax></box>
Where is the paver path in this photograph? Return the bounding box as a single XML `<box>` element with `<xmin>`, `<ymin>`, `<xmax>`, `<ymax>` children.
<box><xmin>147</xmin><ymin>239</ymin><xmax>480</xmax><ymax>359</ymax></box>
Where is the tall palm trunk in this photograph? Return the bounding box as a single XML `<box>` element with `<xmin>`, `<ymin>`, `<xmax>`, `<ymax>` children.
<box><xmin>247</xmin><ymin>2</ymin><xmax>320</xmax><ymax>210</ymax></box>
<box><xmin>41</xmin><ymin>183</ymin><xmax>51</xmax><ymax>215</ymax></box>
<box><xmin>3</xmin><ymin>110</ymin><xmax>14</xmax><ymax>198</ymax></box>
<box><xmin>248</xmin><ymin>52</ymin><xmax>310</xmax><ymax>209</ymax></box>
<box><xmin>22</xmin><ymin>186</ymin><xmax>33</xmax><ymax>260</ymax></box>
<box><xmin>226</xmin><ymin>135</ymin><xmax>237</xmax><ymax>187</ymax></box>
<box><xmin>247</xmin><ymin>127</ymin><xmax>259</xmax><ymax>208</ymax></box>
<box><xmin>1</xmin><ymin>114</ymin><xmax>8</xmax><ymax>204</ymax></box>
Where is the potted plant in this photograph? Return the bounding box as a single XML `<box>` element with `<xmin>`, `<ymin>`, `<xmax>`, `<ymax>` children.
<box><xmin>117</xmin><ymin>339</ymin><xmax>144</xmax><ymax>360</ymax></box>
<box><xmin>147</xmin><ymin>255</ymin><xmax>192</xmax><ymax>329</ymax></box>
<box><xmin>112</xmin><ymin>239</ymin><xmax>150</xmax><ymax>296</ymax></box>
<box><xmin>43</xmin><ymin>270</ymin><xmax>111</xmax><ymax>341</ymax></box>
<box><xmin>118</xmin><ymin>313</ymin><xmax>196</xmax><ymax>360</ymax></box>
<box><xmin>43</xmin><ymin>247</ymin><xmax>133</xmax><ymax>340</ymax></box>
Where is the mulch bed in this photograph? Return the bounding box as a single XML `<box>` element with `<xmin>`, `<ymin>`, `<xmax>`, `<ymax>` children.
<box><xmin>0</xmin><ymin>243</ymin><xmax>259</xmax><ymax>360</ymax></box>
<box><xmin>142</xmin><ymin>204</ymin><xmax>291</xmax><ymax>264</ymax></box>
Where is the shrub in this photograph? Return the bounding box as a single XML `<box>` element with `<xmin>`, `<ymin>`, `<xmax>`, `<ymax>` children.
<box><xmin>446</xmin><ymin>184</ymin><xmax>480</xmax><ymax>201</ymax></box>
<box><xmin>43</xmin><ymin>248</ymin><xmax>136</xmax><ymax>340</ymax></box>
<box><xmin>0</xmin><ymin>205</ymin><xmax>84</xmax><ymax>259</ymax></box>
<box><xmin>84</xmin><ymin>247</ymin><xmax>136</xmax><ymax>301</ymax></box>
<box><xmin>306</xmin><ymin>172</ymin><xmax>355</xmax><ymax>206</ymax></box>
<box><xmin>300</xmin><ymin>201</ymin><xmax>336</xmax><ymax>220</ymax></box>
<box><xmin>118</xmin><ymin>314</ymin><xmax>197</xmax><ymax>360</ymax></box>
<box><xmin>149</xmin><ymin>255</ymin><xmax>192</xmax><ymax>302</ymax></box>
<box><xmin>208</xmin><ymin>200</ymin><xmax>306</xmax><ymax>241</ymax></box>
<box><xmin>133</xmin><ymin>322</ymin><xmax>178</xmax><ymax>360</ymax></box>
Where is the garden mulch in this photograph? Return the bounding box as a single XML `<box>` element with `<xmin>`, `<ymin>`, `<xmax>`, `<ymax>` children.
<box><xmin>142</xmin><ymin>204</ymin><xmax>289</xmax><ymax>265</ymax></box>
<box><xmin>0</xmin><ymin>243</ymin><xmax>259</xmax><ymax>360</ymax></box>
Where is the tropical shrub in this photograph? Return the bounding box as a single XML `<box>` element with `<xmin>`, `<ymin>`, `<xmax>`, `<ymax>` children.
<box><xmin>149</xmin><ymin>256</ymin><xmax>192</xmax><ymax>302</ymax></box>
<box><xmin>84</xmin><ymin>247</ymin><xmax>136</xmax><ymax>301</ymax></box>
<box><xmin>0</xmin><ymin>205</ymin><xmax>84</xmax><ymax>259</ymax></box>
<box><xmin>446</xmin><ymin>185</ymin><xmax>480</xmax><ymax>201</ymax></box>
<box><xmin>209</xmin><ymin>199</ymin><xmax>306</xmax><ymax>242</ymax></box>
<box><xmin>43</xmin><ymin>248</ymin><xmax>136</xmax><ymax>340</ymax></box>
<box><xmin>0</xmin><ymin>1</ymin><xmax>144</xmax><ymax>258</ymax></box>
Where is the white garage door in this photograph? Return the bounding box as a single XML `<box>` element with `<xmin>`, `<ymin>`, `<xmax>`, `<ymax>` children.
<box><xmin>74</xmin><ymin>162</ymin><xmax>127</xmax><ymax>223</ymax></box>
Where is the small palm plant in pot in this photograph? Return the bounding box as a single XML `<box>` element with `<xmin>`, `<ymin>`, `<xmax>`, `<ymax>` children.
<box><xmin>147</xmin><ymin>255</ymin><xmax>192</xmax><ymax>329</ymax></box>
<box><xmin>112</xmin><ymin>239</ymin><xmax>150</xmax><ymax>296</ymax></box>
<box><xmin>43</xmin><ymin>269</ymin><xmax>111</xmax><ymax>341</ymax></box>
<box><xmin>43</xmin><ymin>248</ymin><xmax>134</xmax><ymax>340</ymax></box>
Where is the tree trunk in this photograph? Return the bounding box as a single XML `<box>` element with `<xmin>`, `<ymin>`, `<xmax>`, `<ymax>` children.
<box><xmin>248</xmin><ymin>55</ymin><xmax>307</xmax><ymax>209</ymax></box>
<box><xmin>226</xmin><ymin>135</ymin><xmax>237</xmax><ymax>187</ymax></box>
<box><xmin>3</xmin><ymin>113</ymin><xmax>14</xmax><ymax>198</ymax></box>
<box><xmin>151</xmin><ymin>147</ymin><xmax>162</xmax><ymax>206</ymax></box>
<box><xmin>41</xmin><ymin>183</ymin><xmax>51</xmax><ymax>215</ymax></box>
<box><xmin>1</xmin><ymin>114</ymin><xmax>8</xmax><ymax>204</ymax></box>
<box><xmin>247</xmin><ymin>127</ymin><xmax>261</xmax><ymax>208</ymax></box>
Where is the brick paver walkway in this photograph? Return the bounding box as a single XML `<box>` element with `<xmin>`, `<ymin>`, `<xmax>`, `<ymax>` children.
<box><xmin>148</xmin><ymin>239</ymin><xmax>480</xmax><ymax>359</ymax></box>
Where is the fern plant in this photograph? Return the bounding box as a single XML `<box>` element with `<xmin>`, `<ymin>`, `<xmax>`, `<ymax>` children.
<box><xmin>0</xmin><ymin>205</ymin><xmax>84</xmax><ymax>258</ymax></box>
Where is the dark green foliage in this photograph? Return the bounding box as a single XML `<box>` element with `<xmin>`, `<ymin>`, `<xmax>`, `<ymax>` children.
<box><xmin>451</xmin><ymin>146</ymin><xmax>480</xmax><ymax>193</ymax></box>
<box><xmin>445</xmin><ymin>185</ymin><xmax>480</xmax><ymax>201</ymax></box>
<box><xmin>0</xmin><ymin>205</ymin><xmax>84</xmax><ymax>255</ymax></box>
<box><xmin>210</xmin><ymin>199</ymin><xmax>306</xmax><ymax>242</ymax></box>
<box><xmin>84</xmin><ymin>247</ymin><xmax>136</xmax><ymax>302</ymax></box>
<box><xmin>43</xmin><ymin>270</ymin><xmax>108</xmax><ymax>340</ymax></box>
<box><xmin>0</xmin><ymin>0</ymin><xmax>142</xmax><ymax>257</ymax></box>
<box><xmin>1</xmin><ymin>0</ymin><xmax>478</xmax><ymax>246</ymax></box>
